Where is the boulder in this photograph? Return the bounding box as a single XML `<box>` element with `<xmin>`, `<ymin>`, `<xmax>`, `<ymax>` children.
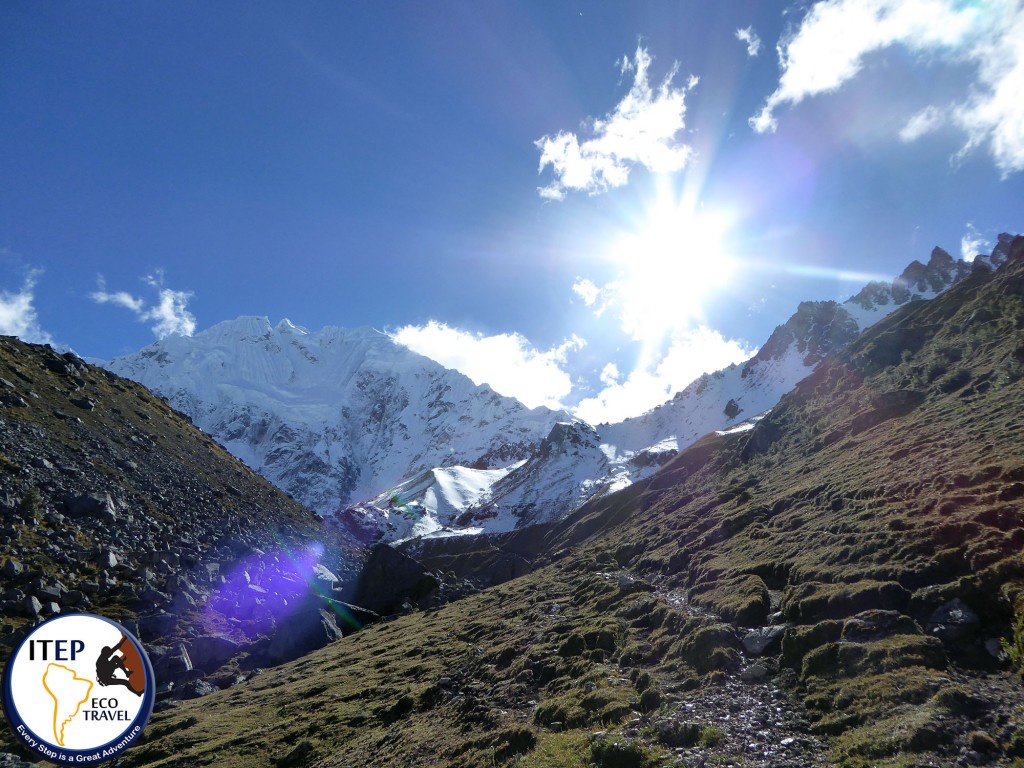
<box><xmin>151</xmin><ymin>643</ymin><xmax>193</xmax><ymax>680</ymax></box>
<box><xmin>1</xmin><ymin>558</ymin><xmax>23</xmax><ymax>579</ymax></box>
<box><xmin>265</xmin><ymin>597</ymin><xmax>344</xmax><ymax>666</ymax></box>
<box><xmin>189</xmin><ymin>634</ymin><xmax>241</xmax><ymax>672</ymax></box>
<box><xmin>312</xmin><ymin>563</ymin><xmax>339</xmax><ymax>591</ymax></box>
<box><xmin>66</xmin><ymin>493</ymin><xmax>117</xmax><ymax>524</ymax></box>
<box><xmin>740</xmin><ymin>662</ymin><xmax>770</xmax><ymax>680</ymax></box>
<box><xmin>742</xmin><ymin>625</ymin><xmax>786</xmax><ymax>657</ymax></box>
<box><xmin>350</xmin><ymin>544</ymin><xmax>439</xmax><ymax>615</ymax></box>
<box><xmin>927</xmin><ymin>598</ymin><xmax>979</xmax><ymax>643</ymax></box>
<box><xmin>97</xmin><ymin>550</ymin><xmax>119</xmax><ymax>570</ymax></box>
<box><xmin>21</xmin><ymin>595</ymin><xmax>41</xmax><ymax>617</ymax></box>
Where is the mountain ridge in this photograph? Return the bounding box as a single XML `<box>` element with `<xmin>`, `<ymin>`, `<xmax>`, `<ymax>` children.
<box><xmin>105</xmin><ymin>237</ymin><xmax>1014</xmax><ymax>545</ymax></box>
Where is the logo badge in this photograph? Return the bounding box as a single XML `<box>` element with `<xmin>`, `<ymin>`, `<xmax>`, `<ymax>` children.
<box><xmin>2</xmin><ymin>614</ymin><xmax>155</xmax><ymax>763</ymax></box>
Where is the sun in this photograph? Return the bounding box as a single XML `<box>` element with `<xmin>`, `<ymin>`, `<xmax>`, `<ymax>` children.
<box><xmin>608</xmin><ymin>190</ymin><xmax>736</xmax><ymax>345</ymax></box>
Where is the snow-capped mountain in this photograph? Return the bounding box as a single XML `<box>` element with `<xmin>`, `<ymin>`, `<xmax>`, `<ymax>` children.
<box><xmin>107</xmin><ymin>317</ymin><xmax>567</xmax><ymax>522</ymax></box>
<box><xmin>106</xmin><ymin>238</ymin><xmax>1012</xmax><ymax>545</ymax></box>
<box><xmin>379</xmin><ymin>238</ymin><xmax>1007</xmax><ymax>535</ymax></box>
<box><xmin>594</xmin><ymin>239</ymin><xmax>1010</xmax><ymax>461</ymax></box>
<box><xmin>342</xmin><ymin>419</ymin><xmax>627</xmax><ymax>542</ymax></box>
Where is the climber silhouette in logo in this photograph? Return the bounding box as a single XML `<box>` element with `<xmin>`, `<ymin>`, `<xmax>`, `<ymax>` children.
<box><xmin>95</xmin><ymin>634</ymin><xmax>145</xmax><ymax>697</ymax></box>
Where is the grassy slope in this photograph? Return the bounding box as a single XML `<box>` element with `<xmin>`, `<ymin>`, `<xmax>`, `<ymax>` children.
<box><xmin>120</xmin><ymin>241</ymin><xmax>1024</xmax><ymax>767</ymax></box>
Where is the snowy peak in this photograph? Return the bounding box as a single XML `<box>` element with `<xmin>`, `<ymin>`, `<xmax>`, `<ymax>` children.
<box><xmin>538</xmin><ymin>420</ymin><xmax>601</xmax><ymax>457</ymax></box>
<box><xmin>847</xmin><ymin>245</ymin><xmax>974</xmax><ymax>317</ymax></box>
<box><xmin>746</xmin><ymin>300</ymin><xmax>860</xmax><ymax>369</ymax></box>
<box><xmin>334</xmin><ymin>420</ymin><xmax>615</xmax><ymax>543</ymax></box>
<box><xmin>595</xmin><ymin>236</ymin><xmax>1017</xmax><ymax>471</ymax></box>
<box><xmin>331</xmin><ymin>463</ymin><xmax>519</xmax><ymax>543</ymax></box>
<box><xmin>106</xmin><ymin>317</ymin><xmax>565</xmax><ymax>525</ymax></box>
<box><xmin>894</xmin><ymin>246</ymin><xmax>967</xmax><ymax>297</ymax></box>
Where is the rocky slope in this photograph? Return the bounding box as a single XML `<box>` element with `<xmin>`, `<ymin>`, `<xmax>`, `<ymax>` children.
<box><xmin>0</xmin><ymin>339</ymin><xmax>372</xmax><ymax>736</ymax></box>
<box><xmin>112</xmin><ymin>236</ymin><xmax>1024</xmax><ymax>767</ymax></box>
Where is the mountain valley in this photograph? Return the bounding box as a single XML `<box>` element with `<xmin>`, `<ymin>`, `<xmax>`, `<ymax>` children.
<box><xmin>0</xmin><ymin>236</ymin><xmax>1022</xmax><ymax>767</ymax></box>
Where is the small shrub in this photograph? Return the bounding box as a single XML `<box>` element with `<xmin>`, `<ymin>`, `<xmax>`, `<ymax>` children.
<box><xmin>638</xmin><ymin>687</ymin><xmax>662</xmax><ymax>713</ymax></box>
<box><xmin>968</xmin><ymin>731</ymin><xmax>998</xmax><ymax>754</ymax></box>
<box><xmin>589</xmin><ymin>738</ymin><xmax>654</xmax><ymax>768</ymax></box>
<box><xmin>699</xmin><ymin>727</ymin><xmax>726</xmax><ymax>748</ymax></box>
<box><xmin>1001</xmin><ymin>610</ymin><xmax>1024</xmax><ymax>675</ymax></box>
<box><xmin>16</xmin><ymin>487</ymin><xmax>41</xmax><ymax>520</ymax></box>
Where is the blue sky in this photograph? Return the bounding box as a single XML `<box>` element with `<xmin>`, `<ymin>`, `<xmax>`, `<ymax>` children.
<box><xmin>2</xmin><ymin>1</ymin><xmax>1022</xmax><ymax>422</ymax></box>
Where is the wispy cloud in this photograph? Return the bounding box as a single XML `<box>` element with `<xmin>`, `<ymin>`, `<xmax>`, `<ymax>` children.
<box><xmin>0</xmin><ymin>271</ymin><xmax>53</xmax><ymax>344</ymax></box>
<box><xmin>536</xmin><ymin>46</ymin><xmax>696</xmax><ymax>200</ymax></box>
<box><xmin>960</xmin><ymin>222</ymin><xmax>991</xmax><ymax>261</ymax></box>
<box><xmin>91</xmin><ymin>271</ymin><xmax>197</xmax><ymax>338</ymax></box>
<box><xmin>899</xmin><ymin>105</ymin><xmax>946</xmax><ymax>142</ymax></box>
<box><xmin>752</xmin><ymin>0</ymin><xmax>1024</xmax><ymax>175</ymax></box>
<box><xmin>736</xmin><ymin>26</ymin><xmax>762</xmax><ymax>57</ymax></box>
<box><xmin>392</xmin><ymin>320</ymin><xmax>584</xmax><ymax>410</ymax></box>
<box><xmin>751</xmin><ymin>0</ymin><xmax>977</xmax><ymax>134</ymax></box>
<box><xmin>573</xmin><ymin>326</ymin><xmax>754</xmax><ymax>425</ymax></box>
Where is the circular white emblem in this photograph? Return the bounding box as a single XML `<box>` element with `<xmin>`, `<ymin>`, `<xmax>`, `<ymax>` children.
<box><xmin>2</xmin><ymin>614</ymin><xmax>154</xmax><ymax>763</ymax></box>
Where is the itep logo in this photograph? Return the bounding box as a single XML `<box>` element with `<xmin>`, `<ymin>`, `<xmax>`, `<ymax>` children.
<box><xmin>2</xmin><ymin>614</ymin><xmax>154</xmax><ymax>763</ymax></box>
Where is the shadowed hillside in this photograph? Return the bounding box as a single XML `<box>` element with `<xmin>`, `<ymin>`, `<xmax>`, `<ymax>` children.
<box><xmin>104</xmin><ymin>239</ymin><xmax>1024</xmax><ymax>767</ymax></box>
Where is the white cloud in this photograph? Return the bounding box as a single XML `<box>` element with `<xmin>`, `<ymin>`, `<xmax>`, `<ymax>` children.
<box><xmin>572</xmin><ymin>278</ymin><xmax>601</xmax><ymax>307</ymax></box>
<box><xmin>0</xmin><ymin>271</ymin><xmax>53</xmax><ymax>345</ymax></box>
<box><xmin>751</xmin><ymin>0</ymin><xmax>977</xmax><ymax>133</ymax></box>
<box><xmin>536</xmin><ymin>46</ymin><xmax>696</xmax><ymax>199</ymax></box>
<box><xmin>752</xmin><ymin>0</ymin><xmax>1024</xmax><ymax>175</ymax></box>
<box><xmin>91</xmin><ymin>272</ymin><xmax>197</xmax><ymax>338</ymax></box>
<box><xmin>573</xmin><ymin>326</ymin><xmax>754</xmax><ymax>424</ymax></box>
<box><xmin>951</xmin><ymin>2</ymin><xmax>1024</xmax><ymax>176</ymax></box>
<box><xmin>392</xmin><ymin>320</ymin><xmax>584</xmax><ymax>410</ymax></box>
<box><xmin>899</xmin><ymin>105</ymin><xmax>946</xmax><ymax>142</ymax></box>
<box><xmin>599</xmin><ymin>362</ymin><xmax>620</xmax><ymax>387</ymax></box>
<box><xmin>736</xmin><ymin>26</ymin><xmax>762</xmax><ymax>57</ymax></box>
<box><xmin>91</xmin><ymin>288</ymin><xmax>145</xmax><ymax>313</ymax></box>
<box><xmin>960</xmin><ymin>222</ymin><xmax>991</xmax><ymax>261</ymax></box>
